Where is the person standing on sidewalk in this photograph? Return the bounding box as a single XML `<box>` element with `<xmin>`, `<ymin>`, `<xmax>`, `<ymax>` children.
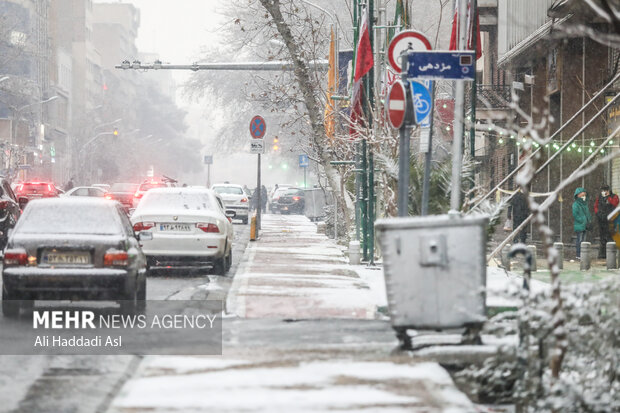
<box><xmin>594</xmin><ymin>184</ymin><xmax>619</xmax><ymax>258</ymax></box>
<box><xmin>508</xmin><ymin>189</ymin><xmax>529</xmax><ymax>244</ymax></box>
<box><xmin>573</xmin><ymin>187</ymin><xmax>592</xmax><ymax>260</ymax></box>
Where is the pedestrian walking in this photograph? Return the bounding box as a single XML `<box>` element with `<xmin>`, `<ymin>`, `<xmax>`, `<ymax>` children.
<box><xmin>594</xmin><ymin>184</ymin><xmax>619</xmax><ymax>258</ymax></box>
<box><xmin>261</xmin><ymin>185</ymin><xmax>268</xmax><ymax>213</ymax></box>
<box><xmin>508</xmin><ymin>189</ymin><xmax>529</xmax><ymax>244</ymax></box>
<box><xmin>64</xmin><ymin>177</ymin><xmax>75</xmax><ymax>192</ymax></box>
<box><xmin>251</xmin><ymin>186</ymin><xmax>260</xmax><ymax>211</ymax></box>
<box><xmin>572</xmin><ymin>187</ymin><xmax>592</xmax><ymax>260</ymax></box>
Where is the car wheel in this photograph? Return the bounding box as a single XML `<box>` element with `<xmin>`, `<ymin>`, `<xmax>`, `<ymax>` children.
<box><xmin>212</xmin><ymin>245</ymin><xmax>230</xmax><ymax>276</ymax></box>
<box><xmin>2</xmin><ymin>287</ymin><xmax>20</xmax><ymax>318</ymax></box>
<box><xmin>137</xmin><ymin>272</ymin><xmax>147</xmax><ymax>312</ymax></box>
<box><xmin>226</xmin><ymin>249</ymin><xmax>233</xmax><ymax>272</ymax></box>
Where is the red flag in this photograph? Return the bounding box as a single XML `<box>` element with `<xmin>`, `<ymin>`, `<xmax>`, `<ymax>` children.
<box><xmin>354</xmin><ymin>7</ymin><xmax>374</xmax><ymax>82</ymax></box>
<box><xmin>449</xmin><ymin>1</ymin><xmax>482</xmax><ymax>60</ymax></box>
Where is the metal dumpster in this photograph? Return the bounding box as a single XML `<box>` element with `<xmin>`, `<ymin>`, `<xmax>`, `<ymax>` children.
<box><xmin>303</xmin><ymin>188</ymin><xmax>330</xmax><ymax>221</ymax></box>
<box><xmin>375</xmin><ymin>214</ymin><xmax>487</xmax><ymax>330</ymax></box>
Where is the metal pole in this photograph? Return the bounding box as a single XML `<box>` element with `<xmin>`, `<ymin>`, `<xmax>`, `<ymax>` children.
<box><xmin>449</xmin><ymin>0</ymin><xmax>468</xmax><ymax>214</ymax></box>
<box><xmin>397</xmin><ymin>51</ymin><xmax>412</xmax><ymax>217</ymax></box>
<box><xmin>361</xmin><ymin>138</ymin><xmax>368</xmax><ymax>260</ymax></box>
<box><xmin>304</xmin><ymin>167</ymin><xmax>307</xmax><ymax>188</ymax></box>
<box><xmin>469</xmin><ymin>0</ymin><xmax>478</xmax><ymax>189</ymax></box>
<box><xmin>207</xmin><ymin>164</ymin><xmax>211</xmax><ymax>188</ymax></box>
<box><xmin>257</xmin><ymin>153</ymin><xmax>261</xmax><ymax>231</ymax></box>
<box><xmin>421</xmin><ymin>82</ymin><xmax>437</xmax><ymax>216</ymax></box>
<box><xmin>368</xmin><ymin>150</ymin><xmax>375</xmax><ymax>264</ymax></box>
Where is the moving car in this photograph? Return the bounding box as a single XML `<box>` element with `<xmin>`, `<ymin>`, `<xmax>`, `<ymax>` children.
<box><xmin>269</xmin><ymin>186</ymin><xmax>294</xmax><ymax>213</ymax></box>
<box><xmin>276</xmin><ymin>188</ymin><xmax>305</xmax><ymax>214</ymax></box>
<box><xmin>14</xmin><ymin>181</ymin><xmax>59</xmax><ymax>200</ymax></box>
<box><xmin>130</xmin><ymin>187</ymin><xmax>233</xmax><ymax>275</ymax></box>
<box><xmin>0</xmin><ymin>178</ymin><xmax>21</xmax><ymax>250</ymax></box>
<box><xmin>133</xmin><ymin>179</ymin><xmax>175</xmax><ymax>208</ymax></box>
<box><xmin>211</xmin><ymin>183</ymin><xmax>249</xmax><ymax>224</ymax></box>
<box><xmin>106</xmin><ymin>183</ymin><xmax>139</xmax><ymax>211</ymax></box>
<box><xmin>2</xmin><ymin>198</ymin><xmax>149</xmax><ymax>317</ymax></box>
<box><xmin>63</xmin><ymin>186</ymin><xmax>107</xmax><ymax>197</ymax></box>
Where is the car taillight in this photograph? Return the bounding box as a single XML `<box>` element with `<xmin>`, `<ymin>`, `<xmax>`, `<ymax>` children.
<box><xmin>4</xmin><ymin>249</ymin><xmax>28</xmax><ymax>266</ymax></box>
<box><xmin>104</xmin><ymin>194</ymin><xmax>113</xmax><ymax>200</ymax></box>
<box><xmin>241</xmin><ymin>198</ymin><xmax>248</xmax><ymax>203</ymax></box>
<box><xmin>104</xmin><ymin>250</ymin><xmax>129</xmax><ymax>267</ymax></box>
<box><xmin>47</xmin><ymin>184</ymin><xmax>53</xmax><ymax>192</ymax></box>
<box><xmin>196</xmin><ymin>223</ymin><xmax>219</xmax><ymax>233</ymax></box>
<box><xmin>292</xmin><ymin>196</ymin><xmax>301</xmax><ymax>201</ymax></box>
<box><xmin>134</xmin><ymin>191</ymin><xmax>143</xmax><ymax>199</ymax></box>
<box><xmin>133</xmin><ymin>222</ymin><xmax>155</xmax><ymax>232</ymax></box>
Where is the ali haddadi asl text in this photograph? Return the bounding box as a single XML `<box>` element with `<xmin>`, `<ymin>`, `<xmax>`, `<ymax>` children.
<box><xmin>34</xmin><ymin>335</ymin><xmax>121</xmax><ymax>347</ymax></box>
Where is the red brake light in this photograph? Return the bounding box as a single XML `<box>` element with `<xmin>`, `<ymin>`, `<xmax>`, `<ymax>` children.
<box><xmin>4</xmin><ymin>249</ymin><xmax>28</xmax><ymax>266</ymax></box>
<box><xmin>104</xmin><ymin>194</ymin><xmax>112</xmax><ymax>200</ymax></box>
<box><xmin>134</xmin><ymin>191</ymin><xmax>143</xmax><ymax>199</ymax></box>
<box><xmin>292</xmin><ymin>196</ymin><xmax>301</xmax><ymax>201</ymax></box>
<box><xmin>104</xmin><ymin>250</ymin><xmax>129</xmax><ymax>267</ymax></box>
<box><xmin>241</xmin><ymin>198</ymin><xmax>248</xmax><ymax>203</ymax></box>
<box><xmin>196</xmin><ymin>223</ymin><xmax>220</xmax><ymax>233</ymax></box>
<box><xmin>133</xmin><ymin>222</ymin><xmax>155</xmax><ymax>232</ymax></box>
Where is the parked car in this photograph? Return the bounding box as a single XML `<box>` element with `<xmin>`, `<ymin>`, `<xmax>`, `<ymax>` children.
<box><xmin>133</xmin><ymin>179</ymin><xmax>175</xmax><ymax>208</ymax></box>
<box><xmin>269</xmin><ymin>186</ymin><xmax>294</xmax><ymax>213</ymax></box>
<box><xmin>130</xmin><ymin>187</ymin><xmax>234</xmax><ymax>275</ymax></box>
<box><xmin>276</xmin><ymin>188</ymin><xmax>305</xmax><ymax>214</ymax></box>
<box><xmin>14</xmin><ymin>181</ymin><xmax>59</xmax><ymax>200</ymax></box>
<box><xmin>211</xmin><ymin>183</ymin><xmax>250</xmax><ymax>224</ymax></box>
<box><xmin>106</xmin><ymin>183</ymin><xmax>139</xmax><ymax>211</ymax></box>
<box><xmin>0</xmin><ymin>178</ymin><xmax>21</xmax><ymax>250</ymax></box>
<box><xmin>2</xmin><ymin>198</ymin><xmax>149</xmax><ymax>317</ymax></box>
<box><xmin>63</xmin><ymin>186</ymin><xmax>107</xmax><ymax>198</ymax></box>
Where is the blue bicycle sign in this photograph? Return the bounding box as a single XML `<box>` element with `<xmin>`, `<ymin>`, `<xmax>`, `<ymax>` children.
<box><xmin>409</xmin><ymin>81</ymin><xmax>432</xmax><ymax>124</ymax></box>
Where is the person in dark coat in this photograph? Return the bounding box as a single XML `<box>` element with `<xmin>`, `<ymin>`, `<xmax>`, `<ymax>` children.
<box><xmin>509</xmin><ymin>189</ymin><xmax>529</xmax><ymax>244</ymax></box>
<box><xmin>64</xmin><ymin>177</ymin><xmax>74</xmax><ymax>192</ymax></box>
<box><xmin>260</xmin><ymin>185</ymin><xmax>268</xmax><ymax>213</ymax></box>
<box><xmin>251</xmin><ymin>186</ymin><xmax>259</xmax><ymax>211</ymax></box>
<box><xmin>594</xmin><ymin>184</ymin><xmax>619</xmax><ymax>258</ymax></box>
<box><xmin>573</xmin><ymin>187</ymin><xmax>592</xmax><ymax>260</ymax></box>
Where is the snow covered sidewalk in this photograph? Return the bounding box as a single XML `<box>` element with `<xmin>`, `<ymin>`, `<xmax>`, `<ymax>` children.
<box><xmin>226</xmin><ymin>214</ymin><xmax>377</xmax><ymax>319</ymax></box>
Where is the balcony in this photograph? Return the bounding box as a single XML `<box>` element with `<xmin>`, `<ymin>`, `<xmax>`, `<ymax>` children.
<box><xmin>467</xmin><ymin>85</ymin><xmax>513</xmax><ymax>120</ymax></box>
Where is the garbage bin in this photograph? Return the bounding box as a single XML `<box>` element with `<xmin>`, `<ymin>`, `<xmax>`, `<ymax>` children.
<box><xmin>375</xmin><ymin>214</ymin><xmax>487</xmax><ymax>330</ymax></box>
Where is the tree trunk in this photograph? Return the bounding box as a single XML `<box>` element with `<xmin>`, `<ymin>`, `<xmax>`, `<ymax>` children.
<box><xmin>259</xmin><ymin>0</ymin><xmax>351</xmax><ymax>238</ymax></box>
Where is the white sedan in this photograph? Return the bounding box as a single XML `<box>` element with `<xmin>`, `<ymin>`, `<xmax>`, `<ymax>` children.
<box><xmin>211</xmin><ymin>183</ymin><xmax>250</xmax><ymax>224</ymax></box>
<box><xmin>130</xmin><ymin>187</ymin><xmax>234</xmax><ymax>275</ymax></box>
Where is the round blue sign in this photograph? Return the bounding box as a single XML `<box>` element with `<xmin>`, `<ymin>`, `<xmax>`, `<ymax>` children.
<box><xmin>250</xmin><ymin>115</ymin><xmax>267</xmax><ymax>139</ymax></box>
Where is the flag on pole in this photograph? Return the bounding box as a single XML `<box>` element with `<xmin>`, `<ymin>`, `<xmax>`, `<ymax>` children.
<box><xmin>324</xmin><ymin>28</ymin><xmax>336</xmax><ymax>142</ymax></box>
<box><xmin>350</xmin><ymin>7</ymin><xmax>374</xmax><ymax>137</ymax></box>
<box><xmin>449</xmin><ymin>0</ymin><xmax>482</xmax><ymax>60</ymax></box>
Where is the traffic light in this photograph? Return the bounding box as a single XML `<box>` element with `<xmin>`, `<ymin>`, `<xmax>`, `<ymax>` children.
<box><xmin>273</xmin><ymin>136</ymin><xmax>279</xmax><ymax>143</ymax></box>
<box><xmin>273</xmin><ymin>145</ymin><xmax>279</xmax><ymax>151</ymax></box>
<box><xmin>113</xmin><ymin>128</ymin><xmax>119</xmax><ymax>137</ymax></box>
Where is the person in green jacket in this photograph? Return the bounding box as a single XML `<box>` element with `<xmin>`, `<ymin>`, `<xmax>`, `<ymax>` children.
<box><xmin>572</xmin><ymin>187</ymin><xmax>592</xmax><ymax>259</ymax></box>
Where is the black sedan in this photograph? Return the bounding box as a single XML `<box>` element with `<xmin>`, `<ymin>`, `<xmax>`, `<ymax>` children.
<box><xmin>1</xmin><ymin>198</ymin><xmax>149</xmax><ymax>317</ymax></box>
<box><xmin>276</xmin><ymin>188</ymin><xmax>305</xmax><ymax>214</ymax></box>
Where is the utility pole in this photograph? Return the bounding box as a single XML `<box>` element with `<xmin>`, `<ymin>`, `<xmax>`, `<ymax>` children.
<box><xmin>450</xmin><ymin>0</ymin><xmax>469</xmax><ymax>213</ymax></box>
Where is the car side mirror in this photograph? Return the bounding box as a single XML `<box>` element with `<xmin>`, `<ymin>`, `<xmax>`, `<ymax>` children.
<box><xmin>18</xmin><ymin>197</ymin><xmax>29</xmax><ymax>210</ymax></box>
<box><xmin>137</xmin><ymin>231</ymin><xmax>153</xmax><ymax>241</ymax></box>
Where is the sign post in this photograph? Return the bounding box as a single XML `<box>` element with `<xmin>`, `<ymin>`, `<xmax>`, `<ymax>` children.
<box><xmin>250</xmin><ymin>115</ymin><xmax>266</xmax><ymax>231</ymax></box>
<box><xmin>204</xmin><ymin>155</ymin><xmax>213</xmax><ymax>188</ymax></box>
<box><xmin>299</xmin><ymin>154</ymin><xmax>309</xmax><ymax>188</ymax></box>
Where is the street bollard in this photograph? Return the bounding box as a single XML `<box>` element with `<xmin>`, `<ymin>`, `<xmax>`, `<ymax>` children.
<box><xmin>348</xmin><ymin>241</ymin><xmax>361</xmax><ymax>265</ymax></box>
<box><xmin>250</xmin><ymin>214</ymin><xmax>257</xmax><ymax>241</ymax></box>
<box><xmin>606</xmin><ymin>242</ymin><xmax>617</xmax><ymax>270</ymax></box>
<box><xmin>527</xmin><ymin>245</ymin><xmax>537</xmax><ymax>272</ymax></box>
<box><xmin>580</xmin><ymin>242</ymin><xmax>591</xmax><ymax>271</ymax></box>
<box><xmin>501</xmin><ymin>243</ymin><xmax>511</xmax><ymax>271</ymax></box>
<box><xmin>553</xmin><ymin>242</ymin><xmax>564</xmax><ymax>270</ymax></box>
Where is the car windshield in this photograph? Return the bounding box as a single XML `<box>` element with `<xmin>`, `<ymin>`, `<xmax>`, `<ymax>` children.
<box><xmin>111</xmin><ymin>183</ymin><xmax>138</xmax><ymax>192</ymax></box>
<box><xmin>140</xmin><ymin>182</ymin><xmax>166</xmax><ymax>191</ymax></box>
<box><xmin>212</xmin><ymin>186</ymin><xmax>243</xmax><ymax>195</ymax></box>
<box><xmin>284</xmin><ymin>189</ymin><xmax>304</xmax><ymax>196</ymax></box>
<box><xmin>140</xmin><ymin>191</ymin><xmax>213</xmax><ymax>211</ymax></box>
<box><xmin>17</xmin><ymin>203</ymin><xmax>121</xmax><ymax>235</ymax></box>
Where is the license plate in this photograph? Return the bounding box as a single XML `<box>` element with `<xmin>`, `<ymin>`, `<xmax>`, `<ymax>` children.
<box><xmin>43</xmin><ymin>252</ymin><xmax>91</xmax><ymax>265</ymax></box>
<box><xmin>159</xmin><ymin>223</ymin><xmax>192</xmax><ymax>232</ymax></box>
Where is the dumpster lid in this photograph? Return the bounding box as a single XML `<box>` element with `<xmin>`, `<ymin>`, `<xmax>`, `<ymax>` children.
<box><xmin>375</xmin><ymin>214</ymin><xmax>488</xmax><ymax>230</ymax></box>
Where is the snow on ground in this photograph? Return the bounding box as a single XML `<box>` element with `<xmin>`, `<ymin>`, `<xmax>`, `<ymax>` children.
<box><xmin>110</xmin><ymin>360</ymin><xmax>474</xmax><ymax>413</ymax></box>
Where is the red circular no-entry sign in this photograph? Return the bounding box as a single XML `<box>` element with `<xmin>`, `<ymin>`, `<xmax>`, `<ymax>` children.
<box><xmin>386</xmin><ymin>80</ymin><xmax>407</xmax><ymax>129</ymax></box>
